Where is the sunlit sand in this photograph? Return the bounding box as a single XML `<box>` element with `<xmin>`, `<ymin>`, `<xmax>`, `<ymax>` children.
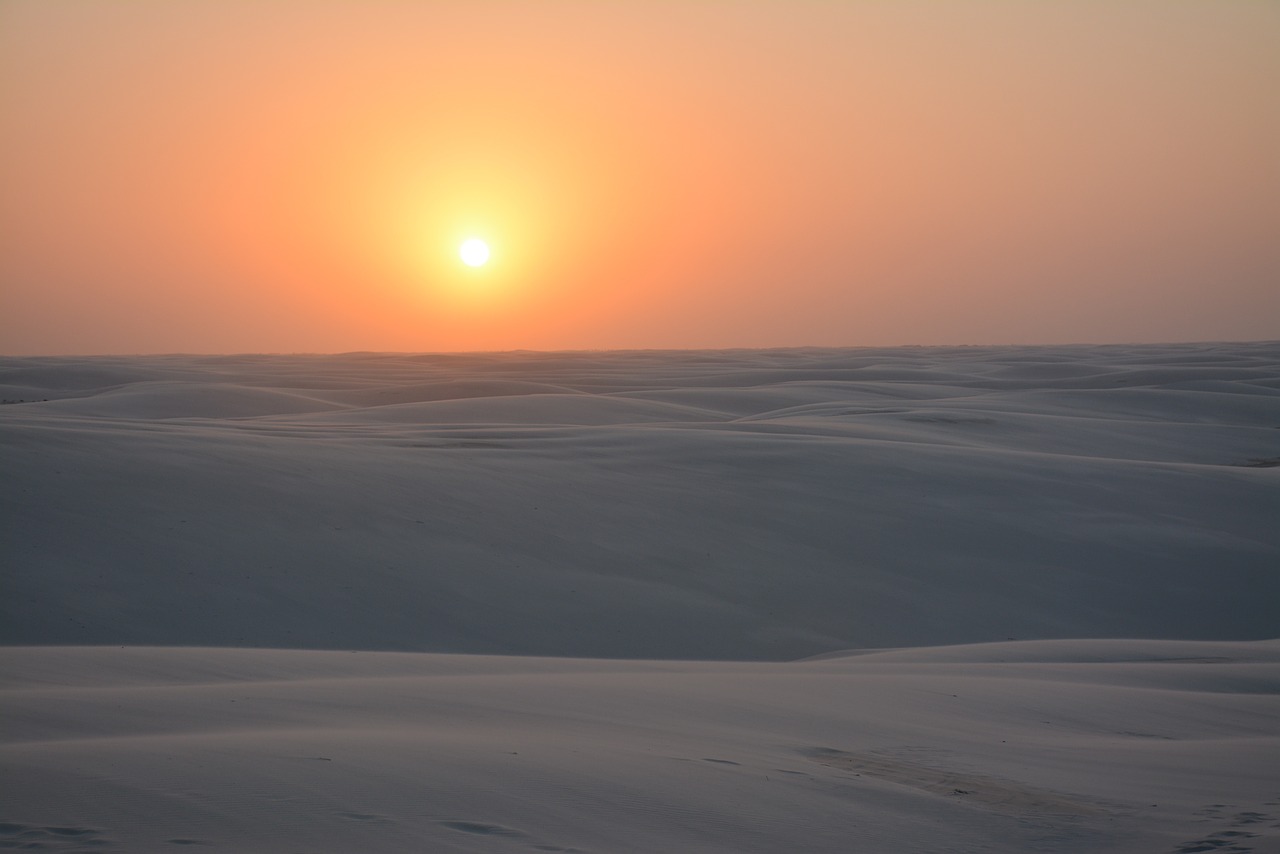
<box><xmin>2</xmin><ymin>341</ymin><xmax>1278</xmax><ymax>852</ymax></box>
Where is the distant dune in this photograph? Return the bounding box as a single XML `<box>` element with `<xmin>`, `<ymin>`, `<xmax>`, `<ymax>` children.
<box><xmin>2</xmin><ymin>342</ymin><xmax>1278</xmax><ymax>852</ymax></box>
<box><xmin>2</xmin><ymin>342</ymin><xmax>1277</xmax><ymax>658</ymax></box>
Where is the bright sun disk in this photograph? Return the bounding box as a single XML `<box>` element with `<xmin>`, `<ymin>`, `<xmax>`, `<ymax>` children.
<box><xmin>459</xmin><ymin>238</ymin><xmax>490</xmax><ymax>267</ymax></box>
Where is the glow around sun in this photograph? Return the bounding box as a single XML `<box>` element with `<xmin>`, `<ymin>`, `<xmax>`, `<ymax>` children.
<box><xmin>459</xmin><ymin>237</ymin><xmax>490</xmax><ymax>267</ymax></box>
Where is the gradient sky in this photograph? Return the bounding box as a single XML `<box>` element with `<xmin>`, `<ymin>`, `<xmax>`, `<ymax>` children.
<box><xmin>2</xmin><ymin>1</ymin><xmax>1277</xmax><ymax>354</ymax></box>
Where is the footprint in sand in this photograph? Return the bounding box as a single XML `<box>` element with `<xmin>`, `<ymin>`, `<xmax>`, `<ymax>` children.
<box><xmin>801</xmin><ymin>746</ymin><xmax>1105</xmax><ymax>817</ymax></box>
<box><xmin>1174</xmin><ymin>829</ymin><xmax>1259</xmax><ymax>853</ymax></box>
<box><xmin>437</xmin><ymin>820</ymin><xmax>587</xmax><ymax>852</ymax></box>
<box><xmin>338</xmin><ymin>812</ymin><xmax>390</xmax><ymax>823</ymax></box>
<box><xmin>0</xmin><ymin>821</ymin><xmax>114</xmax><ymax>850</ymax></box>
<box><xmin>438</xmin><ymin>820</ymin><xmax>528</xmax><ymax>838</ymax></box>
<box><xmin>1176</xmin><ymin>805</ymin><xmax>1280</xmax><ymax>853</ymax></box>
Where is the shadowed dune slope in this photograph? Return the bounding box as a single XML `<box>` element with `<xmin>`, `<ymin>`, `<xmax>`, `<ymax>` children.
<box><xmin>2</xmin><ymin>342</ymin><xmax>1278</xmax><ymax>659</ymax></box>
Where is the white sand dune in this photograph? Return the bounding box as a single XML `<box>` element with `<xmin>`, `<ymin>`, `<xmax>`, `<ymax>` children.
<box><xmin>2</xmin><ymin>641</ymin><xmax>1278</xmax><ymax>853</ymax></box>
<box><xmin>27</xmin><ymin>382</ymin><xmax>352</xmax><ymax>420</ymax></box>
<box><xmin>283</xmin><ymin>392</ymin><xmax>725</xmax><ymax>426</ymax></box>
<box><xmin>3</xmin><ymin>342</ymin><xmax>1277</xmax><ymax>657</ymax></box>
<box><xmin>2</xmin><ymin>342</ymin><xmax>1278</xmax><ymax>851</ymax></box>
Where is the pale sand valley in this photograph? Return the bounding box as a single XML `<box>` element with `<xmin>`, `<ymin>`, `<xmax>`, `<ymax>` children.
<box><xmin>2</xmin><ymin>341</ymin><xmax>1278</xmax><ymax>853</ymax></box>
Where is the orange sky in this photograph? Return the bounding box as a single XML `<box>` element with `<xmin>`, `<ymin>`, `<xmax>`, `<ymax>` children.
<box><xmin>2</xmin><ymin>1</ymin><xmax>1277</xmax><ymax>354</ymax></box>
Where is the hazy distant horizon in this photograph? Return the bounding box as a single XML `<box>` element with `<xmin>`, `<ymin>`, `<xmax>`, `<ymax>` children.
<box><xmin>6</xmin><ymin>337</ymin><xmax>1279</xmax><ymax>361</ymax></box>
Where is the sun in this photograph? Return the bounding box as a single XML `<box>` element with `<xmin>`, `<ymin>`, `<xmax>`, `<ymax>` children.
<box><xmin>459</xmin><ymin>237</ymin><xmax>490</xmax><ymax>267</ymax></box>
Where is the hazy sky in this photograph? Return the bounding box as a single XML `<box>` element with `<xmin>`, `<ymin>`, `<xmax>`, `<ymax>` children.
<box><xmin>2</xmin><ymin>1</ymin><xmax>1277</xmax><ymax>354</ymax></box>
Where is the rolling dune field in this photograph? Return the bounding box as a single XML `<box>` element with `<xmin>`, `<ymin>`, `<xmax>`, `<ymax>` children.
<box><xmin>2</xmin><ymin>342</ymin><xmax>1278</xmax><ymax>852</ymax></box>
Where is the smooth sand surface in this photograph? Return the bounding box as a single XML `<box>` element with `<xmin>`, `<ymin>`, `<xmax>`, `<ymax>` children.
<box><xmin>2</xmin><ymin>342</ymin><xmax>1278</xmax><ymax>851</ymax></box>
<box><xmin>3</xmin><ymin>342</ymin><xmax>1279</xmax><ymax>657</ymax></box>
<box><xmin>2</xmin><ymin>642</ymin><xmax>1278</xmax><ymax>852</ymax></box>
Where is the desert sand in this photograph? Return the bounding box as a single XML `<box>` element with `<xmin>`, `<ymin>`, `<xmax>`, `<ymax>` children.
<box><xmin>2</xmin><ymin>341</ymin><xmax>1278</xmax><ymax>852</ymax></box>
